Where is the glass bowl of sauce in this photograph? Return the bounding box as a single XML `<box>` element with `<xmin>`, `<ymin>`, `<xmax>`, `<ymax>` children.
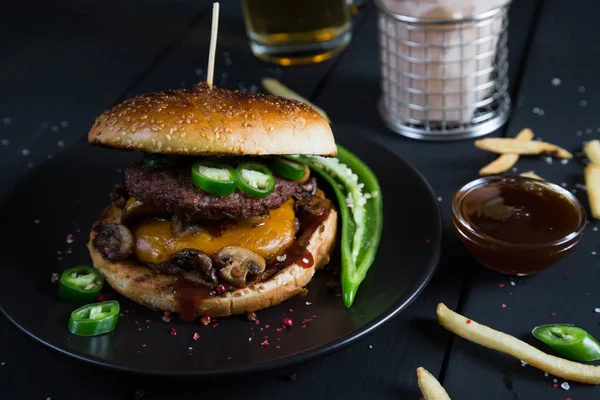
<box><xmin>452</xmin><ymin>176</ymin><xmax>587</xmax><ymax>276</ymax></box>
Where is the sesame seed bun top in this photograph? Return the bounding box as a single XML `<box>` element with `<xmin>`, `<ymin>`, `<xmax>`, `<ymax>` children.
<box><xmin>88</xmin><ymin>84</ymin><xmax>336</xmax><ymax>156</ymax></box>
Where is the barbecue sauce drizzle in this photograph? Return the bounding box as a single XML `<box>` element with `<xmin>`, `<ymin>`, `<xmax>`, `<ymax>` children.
<box><xmin>172</xmin><ymin>203</ymin><xmax>331</xmax><ymax>321</ymax></box>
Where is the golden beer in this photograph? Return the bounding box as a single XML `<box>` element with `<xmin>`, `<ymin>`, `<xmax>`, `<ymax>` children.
<box><xmin>243</xmin><ymin>0</ymin><xmax>352</xmax><ymax>66</ymax></box>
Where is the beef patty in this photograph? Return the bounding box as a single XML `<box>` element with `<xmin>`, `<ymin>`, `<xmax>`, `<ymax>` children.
<box><xmin>125</xmin><ymin>163</ymin><xmax>308</xmax><ymax>220</ymax></box>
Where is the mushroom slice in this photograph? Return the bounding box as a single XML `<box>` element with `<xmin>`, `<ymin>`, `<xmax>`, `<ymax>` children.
<box><xmin>93</xmin><ymin>223</ymin><xmax>134</xmax><ymax>261</ymax></box>
<box><xmin>214</xmin><ymin>246</ymin><xmax>266</xmax><ymax>288</ymax></box>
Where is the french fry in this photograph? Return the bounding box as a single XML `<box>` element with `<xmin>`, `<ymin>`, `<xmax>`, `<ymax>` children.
<box><xmin>520</xmin><ymin>171</ymin><xmax>544</xmax><ymax>180</ymax></box>
<box><xmin>261</xmin><ymin>78</ymin><xmax>331</xmax><ymax>122</ymax></box>
<box><xmin>583</xmin><ymin>140</ymin><xmax>600</xmax><ymax>164</ymax></box>
<box><xmin>479</xmin><ymin>128</ymin><xmax>534</xmax><ymax>175</ymax></box>
<box><xmin>417</xmin><ymin>367</ymin><xmax>451</xmax><ymax>400</ymax></box>
<box><xmin>436</xmin><ymin>303</ymin><xmax>600</xmax><ymax>384</ymax></box>
<box><xmin>585</xmin><ymin>164</ymin><xmax>600</xmax><ymax>220</ymax></box>
<box><xmin>475</xmin><ymin>138</ymin><xmax>572</xmax><ymax>159</ymax></box>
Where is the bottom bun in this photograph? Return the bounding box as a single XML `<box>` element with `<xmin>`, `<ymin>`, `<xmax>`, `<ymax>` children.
<box><xmin>88</xmin><ymin>205</ymin><xmax>337</xmax><ymax>318</ymax></box>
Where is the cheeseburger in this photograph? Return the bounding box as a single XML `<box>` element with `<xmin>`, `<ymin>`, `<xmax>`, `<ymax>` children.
<box><xmin>87</xmin><ymin>84</ymin><xmax>337</xmax><ymax>321</ymax></box>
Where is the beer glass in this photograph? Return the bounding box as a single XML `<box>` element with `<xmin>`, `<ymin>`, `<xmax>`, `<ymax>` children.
<box><xmin>243</xmin><ymin>0</ymin><xmax>352</xmax><ymax>66</ymax></box>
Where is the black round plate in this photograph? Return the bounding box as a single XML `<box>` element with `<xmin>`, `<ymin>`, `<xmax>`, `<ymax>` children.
<box><xmin>0</xmin><ymin>126</ymin><xmax>441</xmax><ymax>376</ymax></box>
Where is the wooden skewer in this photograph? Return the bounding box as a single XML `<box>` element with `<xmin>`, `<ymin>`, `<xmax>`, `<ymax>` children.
<box><xmin>206</xmin><ymin>2</ymin><xmax>220</xmax><ymax>89</ymax></box>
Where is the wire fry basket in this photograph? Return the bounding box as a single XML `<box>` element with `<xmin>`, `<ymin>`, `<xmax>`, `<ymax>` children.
<box><xmin>375</xmin><ymin>1</ymin><xmax>511</xmax><ymax>140</ymax></box>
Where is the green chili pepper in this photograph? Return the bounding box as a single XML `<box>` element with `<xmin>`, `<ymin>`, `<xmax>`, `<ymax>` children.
<box><xmin>58</xmin><ymin>266</ymin><xmax>104</xmax><ymax>303</ymax></box>
<box><xmin>236</xmin><ymin>162</ymin><xmax>275</xmax><ymax>198</ymax></box>
<box><xmin>68</xmin><ymin>300</ymin><xmax>120</xmax><ymax>336</ymax></box>
<box><xmin>269</xmin><ymin>157</ymin><xmax>308</xmax><ymax>181</ymax></box>
<box><xmin>295</xmin><ymin>145</ymin><xmax>383</xmax><ymax>307</ymax></box>
<box><xmin>191</xmin><ymin>161</ymin><xmax>238</xmax><ymax>196</ymax></box>
<box><xmin>142</xmin><ymin>153</ymin><xmax>175</xmax><ymax>169</ymax></box>
<box><xmin>533</xmin><ymin>324</ymin><xmax>600</xmax><ymax>362</ymax></box>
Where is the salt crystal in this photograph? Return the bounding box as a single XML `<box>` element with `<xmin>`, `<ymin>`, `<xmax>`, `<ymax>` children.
<box><xmin>1</xmin><ymin>139</ymin><xmax>9</xmax><ymax>146</ymax></box>
<box><xmin>51</xmin><ymin>125</ymin><xmax>59</xmax><ymax>132</ymax></box>
<box><xmin>544</xmin><ymin>156</ymin><xmax>553</xmax><ymax>165</ymax></box>
<box><xmin>368</xmin><ymin>345</ymin><xmax>373</xmax><ymax>349</ymax></box>
<box><xmin>195</xmin><ymin>68</ymin><xmax>203</xmax><ymax>77</ymax></box>
<box><xmin>41</xmin><ymin>122</ymin><xmax>49</xmax><ymax>128</ymax></box>
<box><xmin>593</xmin><ymin>308</ymin><xmax>600</xmax><ymax>313</ymax></box>
<box><xmin>593</xmin><ymin>227</ymin><xmax>598</xmax><ymax>232</ymax></box>
<box><xmin>57</xmin><ymin>141</ymin><xmax>65</xmax><ymax>147</ymax></box>
<box><xmin>250</xmin><ymin>85</ymin><xmax>258</xmax><ymax>92</ymax></box>
<box><xmin>437</xmin><ymin>197</ymin><xmax>442</xmax><ymax>202</ymax></box>
<box><xmin>511</xmin><ymin>167</ymin><xmax>518</xmax><ymax>172</ymax></box>
<box><xmin>586</xmin><ymin>128</ymin><xmax>593</xmax><ymax>134</ymax></box>
<box><xmin>578</xmin><ymin>86</ymin><xmax>586</xmax><ymax>93</ymax></box>
<box><xmin>1</xmin><ymin>361</ymin><xmax>5</xmax><ymax>366</ymax></box>
<box><xmin>544</xmin><ymin>372</ymin><xmax>549</xmax><ymax>377</ymax></box>
<box><xmin>561</xmin><ymin>182</ymin><xmax>567</xmax><ymax>187</ymax></box>
<box><xmin>576</xmin><ymin>130</ymin><xmax>583</xmax><ymax>136</ymax></box>
<box><xmin>305</xmin><ymin>302</ymin><xmax>312</xmax><ymax>306</ymax></box>
<box><xmin>580</xmin><ymin>100</ymin><xmax>587</xmax><ymax>107</ymax></box>
<box><xmin>532</xmin><ymin>107</ymin><xmax>544</xmax><ymax>116</ymax></box>
<box><xmin>510</xmin><ymin>281</ymin><xmax>516</xmax><ymax>286</ymax></box>
<box><xmin>60</xmin><ymin>121</ymin><xmax>68</xmax><ymax>128</ymax></box>
<box><xmin>592</xmin><ymin>251</ymin><xmax>597</xmax><ymax>256</ymax></box>
<box><xmin>553</xmin><ymin>378</ymin><xmax>558</xmax><ymax>383</ymax></box>
<box><xmin>520</xmin><ymin>360</ymin><xmax>528</xmax><ymax>367</ymax></box>
<box><xmin>551</xmin><ymin>78</ymin><xmax>561</xmax><ymax>86</ymax></box>
<box><xmin>27</xmin><ymin>162</ymin><xmax>34</xmax><ymax>168</ymax></box>
<box><xmin>560</xmin><ymin>159</ymin><xmax>569</xmax><ymax>165</ymax></box>
<box><xmin>3</xmin><ymin>117</ymin><xmax>12</xmax><ymax>124</ymax></box>
<box><xmin>21</xmin><ymin>149</ymin><xmax>30</xmax><ymax>156</ymax></box>
<box><xmin>561</xmin><ymin>382</ymin><xmax>570</xmax><ymax>391</ymax></box>
<box><xmin>34</xmin><ymin>219</ymin><xmax>40</xmax><ymax>224</ymax></box>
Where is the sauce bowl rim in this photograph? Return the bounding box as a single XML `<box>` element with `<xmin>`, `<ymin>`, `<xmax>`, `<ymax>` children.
<box><xmin>452</xmin><ymin>175</ymin><xmax>587</xmax><ymax>249</ymax></box>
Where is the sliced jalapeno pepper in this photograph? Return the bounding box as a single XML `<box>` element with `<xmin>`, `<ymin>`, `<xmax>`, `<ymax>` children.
<box><xmin>269</xmin><ymin>157</ymin><xmax>308</xmax><ymax>181</ymax></box>
<box><xmin>68</xmin><ymin>300</ymin><xmax>120</xmax><ymax>336</ymax></box>
<box><xmin>533</xmin><ymin>324</ymin><xmax>600</xmax><ymax>362</ymax></box>
<box><xmin>191</xmin><ymin>161</ymin><xmax>238</xmax><ymax>196</ymax></box>
<box><xmin>236</xmin><ymin>162</ymin><xmax>275</xmax><ymax>198</ymax></box>
<box><xmin>58</xmin><ymin>266</ymin><xmax>104</xmax><ymax>303</ymax></box>
<box><xmin>142</xmin><ymin>153</ymin><xmax>176</xmax><ymax>169</ymax></box>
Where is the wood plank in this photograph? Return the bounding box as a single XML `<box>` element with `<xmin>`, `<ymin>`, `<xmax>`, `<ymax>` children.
<box><xmin>0</xmin><ymin>0</ymin><xmax>205</xmax><ymax>193</ymax></box>
<box><xmin>442</xmin><ymin>0</ymin><xmax>600</xmax><ymax>398</ymax></box>
<box><xmin>307</xmin><ymin>0</ymin><xmax>545</xmax><ymax>398</ymax></box>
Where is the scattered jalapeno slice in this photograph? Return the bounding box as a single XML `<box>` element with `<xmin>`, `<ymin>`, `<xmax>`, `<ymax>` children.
<box><xmin>68</xmin><ymin>300</ymin><xmax>120</xmax><ymax>336</ymax></box>
<box><xmin>269</xmin><ymin>157</ymin><xmax>307</xmax><ymax>181</ymax></box>
<box><xmin>191</xmin><ymin>161</ymin><xmax>238</xmax><ymax>196</ymax></box>
<box><xmin>533</xmin><ymin>324</ymin><xmax>600</xmax><ymax>362</ymax></box>
<box><xmin>58</xmin><ymin>266</ymin><xmax>104</xmax><ymax>303</ymax></box>
<box><xmin>236</xmin><ymin>162</ymin><xmax>275</xmax><ymax>198</ymax></box>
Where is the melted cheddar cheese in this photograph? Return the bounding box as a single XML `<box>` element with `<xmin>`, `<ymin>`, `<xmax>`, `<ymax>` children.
<box><xmin>134</xmin><ymin>200</ymin><xmax>295</xmax><ymax>264</ymax></box>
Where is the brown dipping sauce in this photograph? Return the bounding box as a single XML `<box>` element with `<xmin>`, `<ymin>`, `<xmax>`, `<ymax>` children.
<box><xmin>453</xmin><ymin>177</ymin><xmax>586</xmax><ymax>275</ymax></box>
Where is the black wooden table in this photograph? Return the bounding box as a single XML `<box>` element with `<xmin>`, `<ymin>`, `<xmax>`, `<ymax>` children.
<box><xmin>1</xmin><ymin>1</ymin><xmax>599</xmax><ymax>398</ymax></box>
